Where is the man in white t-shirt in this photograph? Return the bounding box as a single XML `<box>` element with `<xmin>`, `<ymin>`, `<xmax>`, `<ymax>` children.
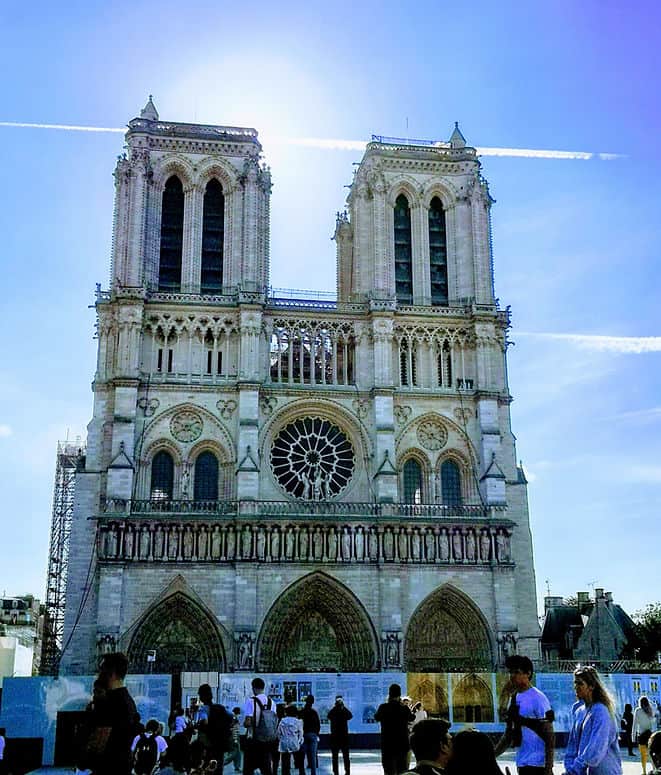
<box><xmin>242</xmin><ymin>677</ymin><xmax>273</xmax><ymax>775</ymax></box>
<box><xmin>495</xmin><ymin>655</ymin><xmax>554</xmax><ymax>775</ymax></box>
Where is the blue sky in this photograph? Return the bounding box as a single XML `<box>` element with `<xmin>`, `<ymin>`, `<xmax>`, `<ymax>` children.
<box><xmin>0</xmin><ymin>1</ymin><xmax>659</xmax><ymax>618</ymax></box>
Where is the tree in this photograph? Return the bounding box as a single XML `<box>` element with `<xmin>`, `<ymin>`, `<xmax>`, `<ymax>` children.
<box><xmin>632</xmin><ymin>603</ymin><xmax>661</xmax><ymax>663</ymax></box>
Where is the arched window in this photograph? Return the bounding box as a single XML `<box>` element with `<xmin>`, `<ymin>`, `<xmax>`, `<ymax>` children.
<box><xmin>394</xmin><ymin>194</ymin><xmax>413</xmax><ymax>304</ymax></box>
<box><xmin>159</xmin><ymin>176</ymin><xmax>184</xmax><ymax>291</ymax></box>
<box><xmin>403</xmin><ymin>459</ymin><xmax>423</xmax><ymax>504</ymax></box>
<box><xmin>428</xmin><ymin>197</ymin><xmax>448</xmax><ymax>305</ymax></box>
<box><xmin>201</xmin><ymin>179</ymin><xmax>224</xmax><ymax>294</ymax></box>
<box><xmin>194</xmin><ymin>451</ymin><xmax>219</xmax><ymax>501</ymax></box>
<box><xmin>441</xmin><ymin>460</ymin><xmax>462</xmax><ymax>506</ymax></box>
<box><xmin>151</xmin><ymin>451</ymin><xmax>174</xmax><ymax>500</ymax></box>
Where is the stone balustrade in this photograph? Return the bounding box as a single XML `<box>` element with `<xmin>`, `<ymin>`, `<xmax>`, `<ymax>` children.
<box><xmin>97</xmin><ymin>518</ymin><xmax>514</xmax><ymax>565</ymax></box>
<box><xmin>103</xmin><ymin>498</ymin><xmax>498</xmax><ymax>520</ymax></box>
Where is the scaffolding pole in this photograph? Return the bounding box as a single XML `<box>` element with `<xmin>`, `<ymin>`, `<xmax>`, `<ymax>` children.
<box><xmin>40</xmin><ymin>441</ymin><xmax>85</xmax><ymax>676</ymax></box>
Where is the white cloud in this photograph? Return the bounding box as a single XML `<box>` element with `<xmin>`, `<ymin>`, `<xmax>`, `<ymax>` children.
<box><xmin>0</xmin><ymin>424</ymin><xmax>12</xmax><ymax>437</ymax></box>
<box><xmin>621</xmin><ymin>465</ymin><xmax>661</xmax><ymax>484</ymax></box>
<box><xmin>516</xmin><ymin>332</ymin><xmax>661</xmax><ymax>354</ymax></box>
<box><xmin>612</xmin><ymin>407</ymin><xmax>661</xmax><ymax>423</ymax></box>
<box><xmin>0</xmin><ymin>123</ymin><xmax>625</xmax><ymax>161</ymax></box>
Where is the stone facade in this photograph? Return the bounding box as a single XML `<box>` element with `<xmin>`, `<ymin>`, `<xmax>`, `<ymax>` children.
<box><xmin>60</xmin><ymin>100</ymin><xmax>540</xmax><ymax>676</ymax></box>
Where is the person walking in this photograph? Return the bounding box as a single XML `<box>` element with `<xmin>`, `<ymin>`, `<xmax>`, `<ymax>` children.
<box><xmin>328</xmin><ymin>695</ymin><xmax>353</xmax><ymax>775</ymax></box>
<box><xmin>302</xmin><ymin>695</ymin><xmax>321</xmax><ymax>775</ymax></box>
<box><xmin>374</xmin><ymin>683</ymin><xmax>416</xmax><ymax>775</ymax></box>
<box><xmin>0</xmin><ymin>727</ymin><xmax>6</xmax><ymax>775</ymax></box>
<box><xmin>621</xmin><ymin>704</ymin><xmax>634</xmax><ymax>757</ymax></box>
<box><xmin>564</xmin><ymin>665</ymin><xmax>622</xmax><ymax>775</ymax></box>
<box><xmin>634</xmin><ymin>696</ymin><xmax>657</xmax><ymax>775</ymax></box>
<box><xmin>494</xmin><ymin>655</ymin><xmax>554</xmax><ymax>775</ymax></box>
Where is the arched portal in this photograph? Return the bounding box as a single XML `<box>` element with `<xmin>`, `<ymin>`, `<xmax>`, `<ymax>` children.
<box><xmin>452</xmin><ymin>673</ymin><xmax>494</xmax><ymax>723</ymax></box>
<box><xmin>127</xmin><ymin>591</ymin><xmax>226</xmax><ymax>674</ymax></box>
<box><xmin>258</xmin><ymin>572</ymin><xmax>379</xmax><ymax>672</ymax></box>
<box><xmin>404</xmin><ymin>585</ymin><xmax>493</xmax><ymax>672</ymax></box>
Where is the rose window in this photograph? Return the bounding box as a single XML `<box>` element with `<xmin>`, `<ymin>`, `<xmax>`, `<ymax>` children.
<box><xmin>270</xmin><ymin>417</ymin><xmax>355</xmax><ymax>500</ymax></box>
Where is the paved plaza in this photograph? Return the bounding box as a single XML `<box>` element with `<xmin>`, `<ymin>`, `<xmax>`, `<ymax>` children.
<box><xmin>26</xmin><ymin>747</ymin><xmax>650</xmax><ymax>774</ymax></box>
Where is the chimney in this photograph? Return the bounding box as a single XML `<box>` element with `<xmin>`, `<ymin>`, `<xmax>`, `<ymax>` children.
<box><xmin>605</xmin><ymin>591</ymin><xmax>613</xmax><ymax>604</ymax></box>
<box><xmin>595</xmin><ymin>588</ymin><xmax>605</xmax><ymax>600</ymax></box>
<box><xmin>577</xmin><ymin>592</ymin><xmax>590</xmax><ymax>604</ymax></box>
<box><xmin>544</xmin><ymin>596</ymin><xmax>564</xmax><ymax>613</ymax></box>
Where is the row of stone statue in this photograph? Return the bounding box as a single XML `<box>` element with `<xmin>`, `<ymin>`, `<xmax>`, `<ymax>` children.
<box><xmin>98</xmin><ymin>521</ymin><xmax>513</xmax><ymax>564</ymax></box>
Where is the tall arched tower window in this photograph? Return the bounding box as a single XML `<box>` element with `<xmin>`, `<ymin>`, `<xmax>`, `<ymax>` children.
<box><xmin>403</xmin><ymin>459</ymin><xmax>423</xmax><ymax>504</ymax></box>
<box><xmin>394</xmin><ymin>194</ymin><xmax>413</xmax><ymax>304</ymax></box>
<box><xmin>151</xmin><ymin>451</ymin><xmax>174</xmax><ymax>500</ymax></box>
<box><xmin>429</xmin><ymin>197</ymin><xmax>448</xmax><ymax>305</ymax></box>
<box><xmin>194</xmin><ymin>451</ymin><xmax>219</xmax><ymax>501</ymax></box>
<box><xmin>201</xmin><ymin>179</ymin><xmax>224</xmax><ymax>294</ymax></box>
<box><xmin>441</xmin><ymin>460</ymin><xmax>462</xmax><ymax>506</ymax></box>
<box><xmin>159</xmin><ymin>176</ymin><xmax>184</xmax><ymax>291</ymax></box>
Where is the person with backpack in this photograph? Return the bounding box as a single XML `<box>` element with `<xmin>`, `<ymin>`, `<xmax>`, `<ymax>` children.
<box><xmin>243</xmin><ymin>677</ymin><xmax>277</xmax><ymax>775</ymax></box>
<box><xmin>197</xmin><ymin>683</ymin><xmax>234</xmax><ymax>773</ymax></box>
<box><xmin>131</xmin><ymin>718</ymin><xmax>165</xmax><ymax>775</ymax></box>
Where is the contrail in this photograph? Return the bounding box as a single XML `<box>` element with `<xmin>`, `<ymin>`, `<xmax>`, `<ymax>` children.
<box><xmin>0</xmin><ymin>121</ymin><xmax>124</xmax><ymax>133</ymax></box>
<box><xmin>517</xmin><ymin>332</ymin><xmax>661</xmax><ymax>354</ymax></box>
<box><xmin>0</xmin><ymin>121</ymin><xmax>623</xmax><ymax>160</ymax></box>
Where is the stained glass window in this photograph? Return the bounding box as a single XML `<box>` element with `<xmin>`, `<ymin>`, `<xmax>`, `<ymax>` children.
<box><xmin>194</xmin><ymin>451</ymin><xmax>219</xmax><ymax>501</ymax></box>
<box><xmin>151</xmin><ymin>451</ymin><xmax>174</xmax><ymax>500</ymax></box>
<box><xmin>441</xmin><ymin>460</ymin><xmax>462</xmax><ymax>506</ymax></box>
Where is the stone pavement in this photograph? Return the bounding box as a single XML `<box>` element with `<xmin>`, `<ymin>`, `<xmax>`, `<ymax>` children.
<box><xmin>26</xmin><ymin>748</ymin><xmax>650</xmax><ymax>774</ymax></box>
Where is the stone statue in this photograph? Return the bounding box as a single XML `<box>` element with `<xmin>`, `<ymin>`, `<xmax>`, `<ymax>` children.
<box><xmin>198</xmin><ymin>526</ymin><xmax>208</xmax><ymax>559</ymax></box>
<box><xmin>181</xmin><ymin>465</ymin><xmax>190</xmax><ymax>497</ymax></box>
<box><xmin>368</xmin><ymin>528</ymin><xmax>378</xmax><ymax>560</ymax></box>
<box><xmin>211</xmin><ymin>527</ymin><xmax>222</xmax><ymax>559</ymax></box>
<box><xmin>124</xmin><ymin>526</ymin><xmax>134</xmax><ymax>558</ymax></box>
<box><xmin>496</xmin><ymin>531</ymin><xmax>511</xmax><ymax>562</ymax></box>
<box><xmin>398</xmin><ymin>529</ymin><xmax>408</xmax><ymax>561</ymax></box>
<box><xmin>313</xmin><ymin>527</ymin><xmax>323</xmax><ymax>560</ymax></box>
<box><xmin>480</xmin><ymin>530</ymin><xmax>491</xmax><ymax>561</ymax></box>
<box><xmin>241</xmin><ymin>525</ymin><xmax>252</xmax><ymax>559</ymax></box>
<box><xmin>383</xmin><ymin>528</ymin><xmax>394</xmax><ymax>560</ymax></box>
<box><xmin>271</xmin><ymin>527</ymin><xmax>280</xmax><ymax>560</ymax></box>
<box><xmin>439</xmin><ymin>529</ymin><xmax>450</xmax><ymax>562</ymax></box>
<box><xmin>327</xmin><ymin>527</ymin><xmax>338</xmax><ymax>561</ymax></box>
<box><xmin>183</xmin><ymin>526</ymin><xmax>194</xmax><ymax>559</ymax></box>
<box><xmin>384</xmin><ymin>633</ymin><xmax>400</xmax><ymax>666</ymax></box>
<box><xmin>139</xmin><ymin>526</ymin><xmax>150</xmax><ymax>559</ymax></box>
<box><xmin>226</xmin><ymin>526</ymin><xmax>236</xmax><ymax>560</ymax></box>
<box><xmin>285</xmin><ymin>527</ymin><xmax>295</xmax><ymax>560</ymax></box>
<box><xmin>237</xmin><ymin>633</ymin><xmax>254</xmax><ymax>670</ymax></box>
<box><xmin>354</xmin><ymin>526</ymin><xmax>364</xmax><ymax>561</ymax></box>
<box><xmin>452</xmin><ymin>530</ymin><xmax>463</xmax><ymax>561</ymax></box>
<box><xmin>298</xmin><ymin>526</ymin><xmax>309</xmax><ymax>559</ymax></box>
<box><xmin>256</xmin><ymin>528</ymin><xmax>266</xmax><ymax>560</ymax></box>
<box><xmin>466</xmin><ymin>530</ymin><xmax>476</xmax><ymax>561</ymax></box>
<box><xmin>425</xmin><ymin>529</ymin><xmax>436</xmax><ymax>561</ymax></box>
<box><xmin>167</xmin><ymin>527</ymin><xmax>178</xmax><ymax>559</ymax></box>
<box><xmin>411</xmin><ymin>529</ymin><xmax>421</xmax><ymax>561</ymax></box>
<box><xmin>341</xmin><ymin>526</ymin><xmax>352</xmax><ymax>561</ymax></box>
<box><xmin>154</xmin><ymin>526</ymin><xmax>164</xmax><ymax>559</ymax></box>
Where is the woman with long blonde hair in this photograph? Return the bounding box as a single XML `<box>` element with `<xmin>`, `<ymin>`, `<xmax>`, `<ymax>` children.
<box><xmin>564</xmin><ymin>666</ymin><xmax>622</xmax><ymax>774</ymax></box>
<box><xmin>633</xmin><ymin>696</ymin><xmax>657</xmax><ymax>774</ymax></box>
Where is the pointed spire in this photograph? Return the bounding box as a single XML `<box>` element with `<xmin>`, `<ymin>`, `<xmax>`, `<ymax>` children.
<box><xmin>449</xmin><ymin>121</ymin><xmax>466</xmax><ymax>149</ymax></box>
<box><xmin>140</xmin><ymin>95</ymin><xmax>159</xmax><ymax>121</ymax></box>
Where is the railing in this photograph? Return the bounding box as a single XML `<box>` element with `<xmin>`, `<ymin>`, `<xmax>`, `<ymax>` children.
<box><xmin>103</xmin><ymin>499</ymin><xmax>497</xmax><ymax>520</ymax></box>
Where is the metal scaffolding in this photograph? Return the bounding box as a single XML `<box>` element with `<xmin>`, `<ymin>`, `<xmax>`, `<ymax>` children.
<box><xmin>40</xmin><ymin>440</ymin><xmax>85</xmax><ymax>675</ymax></box>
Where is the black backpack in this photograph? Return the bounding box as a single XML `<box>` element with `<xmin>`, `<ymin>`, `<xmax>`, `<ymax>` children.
<box><xmin>134</xmin><ymin>733</ymin><xmax>159</xmax><ymax>774</ymax></box>
<box><xmin>208</xmin><ymin>702</ymin><xmax>234</xmax><ymax>752</ymax></box>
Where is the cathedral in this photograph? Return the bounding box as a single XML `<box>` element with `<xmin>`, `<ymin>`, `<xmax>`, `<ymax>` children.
<box><xmin>61</xmin><ymin>98</ymin><xmax>540</xmax><ymax>680</ymax></box>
